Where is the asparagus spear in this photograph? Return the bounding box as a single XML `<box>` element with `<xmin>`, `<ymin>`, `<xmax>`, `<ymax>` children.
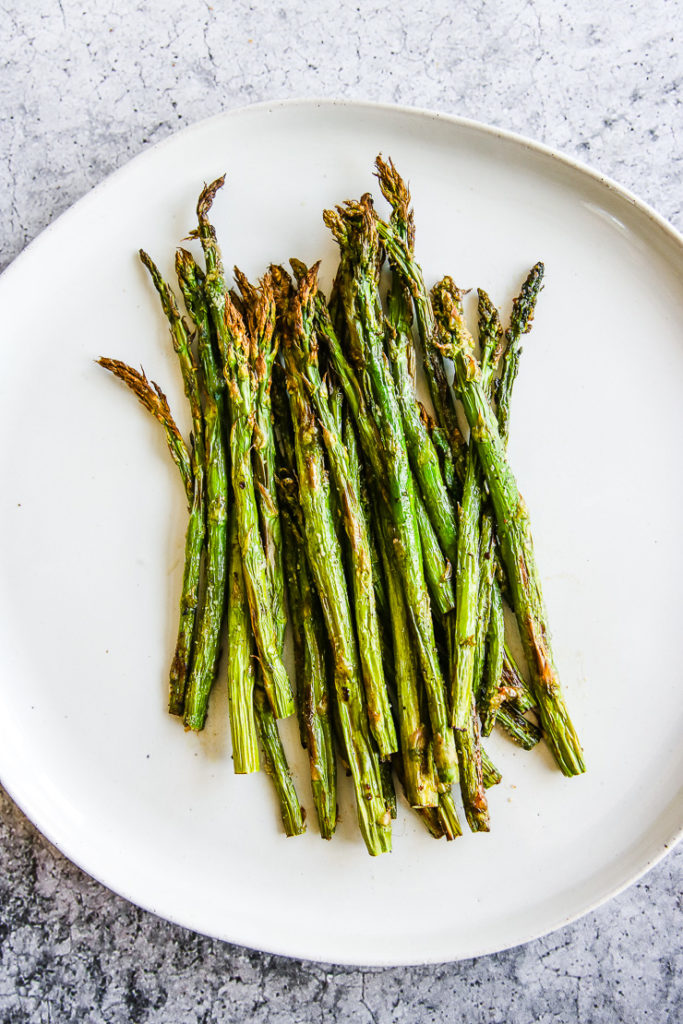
<box><xmin>497</xmin><ymin>262</ymin><xmax>545</xmax><ymax>445</ymax></box>
<box><xmin>272</xmin><ymin>370</ymin><xmax>337</xmax><ymax>839</ymax></box>
<box><xmin>472</xmin><ymin>512</ymin><xmax>496</xmax><ymax>700</ymax></box>
<box><xmin>432</xmin><ymin>277</ymin><xmax>585</xmax><ymax>776</ymax></box>
<box><xmin>481</xmin><ymin>747</ymin><xmax>503</xmax><ymax>788</ymax></box>
<box><xmin>226</xmin><ymin>513</ymin><xmax>259</xmax><ymax>773</ymax></box>
<box><xmin>414</xmin><ymin>796</ymin><xmax>462</xmax><ymax>839</ymax></box>
<box><xmin>174</xmin><ymin>251</ymin><xmax>229</xmax><ymax>732</ymax></box>
<box><xmin>502</xmin><ymin>646</ymin><xmax>535</xmax><ymax>712</ymax></box>
<box><xmin>414</xmin><ymin>488</ymin><xmax>455</xmax><ymax>616</ymax></box>
<box><xmin>139</xmin><ymin>251</ymin><xmax>211</xmax><ymax>721</ymax></box>
<box><xmin>97</xmin><ymin>360</ymin><xmax>193</xmax><ymax>495</ymax></box>
<box><xmin>253</xmin><ymin>687</ymin><xmax>306</xmax><ymax>837</ymax></box>
<box><xmin>194</xmin><ymin>179</ymin><xmax>295</xmax><ymax>720</ymax></box>
<box><xmin>380</xmin><ymin>761</ymin><xmax>398</xmax><ymax>820</ymax></box>
<box><xmin>480</xmin><ymin>578</ymin><xmax>505</xmax><ymax>737</ymax></box>
<box><xmin>281</xmin><ymin>261</ymin><xmax>397</xmax><ymax>759</ymax></box>
<box><xmin>444</xmin><ymin>287</ymin><xmax>506</xmax><ymax>736</ymax></box>
<box><xmin>275</xmin><ymin>282</ymin><xmax>391</xmax><ymax>855</ymax></box>
<box><xmin>471</xmin><ymin>290</ymin><xmax>505</xmax><ymax>707</ymax></box>
<box><xmin>322</xmin><ymin>198</ymin><xmax>457</xmax><ymax>785</ymax></box>
<box><xmin>444</xmin><ymin>613</ymin><xmax>490</xmax><ymax>831</ymax></box>
<box><xmin>452</xmin><ymin>450</ymin><xmax>481</xmax><ymax>731</ymax></box>
<box><xmin>278</xmin><ymin>483</ymin><xmax>338</xmax><ymax>838</ymax></box>
<box><xmin>374</xmin><ymin>156</ymin><xmax>467</xmax><ymax>484</ymax></box>
<box><xmin>377</xmin><ymin>161</ymin><xmax>459</xmax><ymax>566</ymax></box>
<box><xmin>475</xmin><ymin>273</ymin><xmax>544</xmax><ymax>735</ymax></box>
<box><xmin>496</xmin><ymin>704</ymin><xmax>542</xmax><ymax>750</ymax></box>
<box><xmin>234</xmin><ymin>267</ymin><xmax>288</xmax><ymax>652</ymax></box>
<box><xmin>97</xmin><ymin>359</ymin><xmax>202</xmax><ymax>717</ymax></box>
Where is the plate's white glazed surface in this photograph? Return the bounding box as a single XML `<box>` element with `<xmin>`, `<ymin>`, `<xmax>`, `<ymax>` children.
<box><xmin>0</xmin><ymin>101</ymin><xmax>681</xmax><ymax>967</ymax></box>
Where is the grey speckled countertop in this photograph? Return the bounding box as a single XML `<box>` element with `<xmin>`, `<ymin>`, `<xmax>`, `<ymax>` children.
<box><xmin>1</xmin><ymin>2</ymin><xmax>682</xmax><ymax>1021</ymax></box>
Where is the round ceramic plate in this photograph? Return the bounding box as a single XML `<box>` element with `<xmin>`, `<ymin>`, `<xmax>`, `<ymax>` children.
<box><xmin>0</xmin><ymin>101</ymin><xmax>681</xmax><ymax>967</ymax></box>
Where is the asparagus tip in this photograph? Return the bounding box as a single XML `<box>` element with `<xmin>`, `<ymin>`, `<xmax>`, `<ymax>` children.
<box><xmin>196</xmin><ymin>174</ymin><xmax>226</xmax><ymax>221</ymax></box>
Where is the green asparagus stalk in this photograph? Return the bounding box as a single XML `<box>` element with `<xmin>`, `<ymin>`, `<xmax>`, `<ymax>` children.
<box><xmin>444</xmin><ymin>612</ymin><xmax>490</xmax><ymax>831</ymax></box>
<box><xmin>502</xmin><ymin>645</ymin><xmax>535</xmax><ymax>712</ymax></box>
<box><xmin>472</xmin><ymin>513</ymin><xmax>496</xmax><ymax>700</ymax></box>
<box><xmin>414</xmin><ymin>487</ymin><xmax>455</xmax><ymax>616</ymax></box>
<box><xmin>480</xmin><ymin>578</ymin><xmax>505</xmax><ymax>736</ymax></box>
<box><xmin>278</xmin><ymin>486</ymin><xmax>338</xmax><ymax>838</ymax></box>
<box><xmin>374</xmin><ymin>156</ymin><xmax>467</xmax><ymax>483</ymax></box>
<box><xmin>97</xmin><ymin>359</ymin><xmax>202</xmax><ymax>717</ymax></box>
<box><xmin>455</xmin><ymin>711</ymin><xmax>490</xmax><ymax>831</ymax></box>
<box><xmin>476</xmin><ymin>273</ymin><xmax>544</xmax><ymax>735</ymax></box>
<box><xmin>194</xmin><ymin>179</ymin><xmax>295</xmax><ymax>720</ymax></box>
<box><xmin>322</xmin><ymin>198</ymin><xmax>457</xmax><ymax>785</ymax></box>
<box><xmin>380</xmin><ymin>760</ymin><xmax>398</xmax><ymax>820</ymax></box>
<box><xmin>139</xmin><ymin>251</ymin><xmax>211</xmax><ymax>721</ymax></box>
<box><xmin>176</xmin><ymin>249</ymin><xmax>228</xmax><ymax>414</ymax></box>
<box><xmin>275</xmin><ymin>282</ymin><xmax>391</xmax><ymax>855</ymax></box>
<box><xmin>234</xmin><ymin>267</ymin><xmax>288</xmax><ymax>652</ymax></box>
<box><xmin>378</xmin><ymin>164</ymin><xmax>459</xmax><ymax>567</ymax></box>
<box><xmin>392</xmin><ymin>750</ymin><xmax>461</xmax><ymax>839</ymax></box>
<box><xmin>481</xmin><ymin>747</ymin><xmax>502</xmax><ymax>789</ymax></box>
<box><xmin>253</xmin><ymin>687</ymin><xmax>306</xmax><ymax>837</ymax></box>
<box><xmin>497</xmin><ymin>262</ymin><xmax>545</xmax><ymax>445</ymax></box>
<box><xmin>174</xmin><ymin>251</ymin><xmax>229</xmax><ymax>732</ymax></box>
<box><xmin>482</xmin><ymin>639</ymin><xmax>540</xmax><ymax>748</ymax></box>
<box><xmin>281</xmin><ymin>261</ymin><xmax>397</xmax><ymax>759</ymax></box>
<box><xmin>222</xmin><ymin>399</ymin><xmax>305</xmax><ymax>827</ymax></box>
<box><xmin>496</xmin><ymin>704</ymin><xmax>542</xmax><ymax>750</ymax></box>
<box><xmin>432</xmin><ymin>277</ymin><xmax>585</xmax><ymax>776</ymax></box>
<box><xmin>452</xmin><ymin>451</ymin><xmax>481</xmax><ymax>731</ymax></box>
<box><xmin>98</xmin><ymin>360</ymin><xmax>193</xmax><ymax>495</ymax></box>
<box><xmin>432</xmin><ymin>788</ymin><xmax>463</xmax><ymax>839</ymax></box>
<box><xmin>445</xmin><ymin>287</ymin><xmax>506</xmax><ymax>735</ymax></box>
<box><xmin>226</xmin><ymin>513</ymin><xmax>259</xmax><ymax>773</ymax></box>
<box><xmin>272</xmin><ymin>370</ymin><xmax>337</xmax><ymax>839</ymax></box>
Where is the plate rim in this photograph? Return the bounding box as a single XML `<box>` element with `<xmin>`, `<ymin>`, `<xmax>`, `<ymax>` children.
<box><xmin>1</xmin><ymin>97</ymin><xmax>682</xmax><ymax>966</ymax></box>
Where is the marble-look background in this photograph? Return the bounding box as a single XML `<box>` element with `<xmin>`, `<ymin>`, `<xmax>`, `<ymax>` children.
<box><xmin>1</xmin><ymin>1</ymin><xmax>681</xmax><ymax>1021</ymax></box>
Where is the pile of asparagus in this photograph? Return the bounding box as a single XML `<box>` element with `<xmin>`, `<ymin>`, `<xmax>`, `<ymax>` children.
<box><xmin>100</xmin><ymin>157</ymin><xmax>585</xmax><ymax>855</ymax></box>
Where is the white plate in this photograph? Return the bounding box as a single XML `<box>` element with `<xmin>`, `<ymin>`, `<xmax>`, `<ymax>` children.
<box><xmin>0</xmin><ymin>100</ymin><xmax>682</xmax><ymax>967</ymax></box>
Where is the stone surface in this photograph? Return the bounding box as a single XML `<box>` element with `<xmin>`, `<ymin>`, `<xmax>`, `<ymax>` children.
<box><xmin>0</xmin><ymin>0</ymin><xmax>682</xmax><ymax>1021</ymax></box>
